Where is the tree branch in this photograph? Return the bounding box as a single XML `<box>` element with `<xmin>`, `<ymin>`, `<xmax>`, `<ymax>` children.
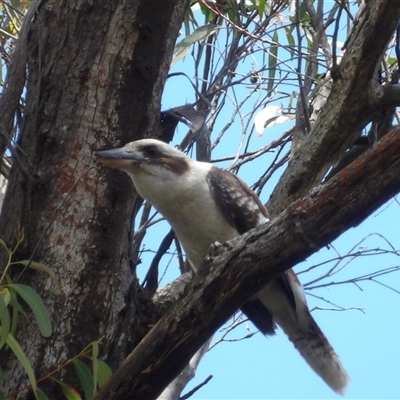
<box><xmin>268</xmin><ymin>1</ymin><xmax>400</xmax><ymax>214</ymax></box>
<box><xmin>0</xmin><ymin>0</ymin><xmax>37</xmax><ymax>154</ymax></box>
<box><xmin>375</xmin><ymin>84</ymin><xmax>400</xmax><ymax>110</ymax></box>
<box><xmin>95</xmin><ymin>125</ymin><xmax>400</xmax><ymax>399</ymax></box>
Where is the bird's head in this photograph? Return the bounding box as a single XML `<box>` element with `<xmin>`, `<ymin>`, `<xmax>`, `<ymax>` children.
<box><xmin>96</xmin><ymin>139</ymin><xmax>190</xmax><ymax>177</ymax></box>
<box><xmin>96</xmin><ymin>139</ymin><xmax>193</xmax><ymax>202</ymax></box>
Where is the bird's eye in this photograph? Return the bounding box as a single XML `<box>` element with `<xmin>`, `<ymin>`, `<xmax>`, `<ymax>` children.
<box><xmin>145</xmin><ymin>145</ymin><xmax>161</xmax><ymax>158</ymax></box>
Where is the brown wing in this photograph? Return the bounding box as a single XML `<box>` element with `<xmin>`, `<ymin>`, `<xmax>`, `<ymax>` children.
<box><xmin>207</xmin><ymin>166</ymin><xmax>296</xmax><ymax>334</ymax></box>
<box><xmin>206</xmin><ymin>166</ymin><xmax>269</xmax><ymax>234</ymax></box>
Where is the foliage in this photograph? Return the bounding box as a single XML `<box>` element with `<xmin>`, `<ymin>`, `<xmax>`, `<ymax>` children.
<box><xmin>0</xmin><ymin>234</ymin><xmax>51</xmax><ymax>398</ymax></box>
<box><xmin>0</xmin><ymin>234</ymin><xmax>111</xmax><ymax>399</ymax></box>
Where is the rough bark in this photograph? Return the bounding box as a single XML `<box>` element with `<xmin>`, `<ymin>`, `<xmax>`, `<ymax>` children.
<box><xmin>0</xmin><ymin>0</ymin><xmax>188</xmax><ymax>398</ymax></box>
<box><xmin>95</xmin><ymin>125</ymin><xmax>400</xmax><ymax>399</ymax></box>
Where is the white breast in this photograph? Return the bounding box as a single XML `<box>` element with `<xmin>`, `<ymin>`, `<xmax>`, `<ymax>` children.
<box><xmin>129</xmin><ymin>160</ymin><xmax>239</xmax><ymax>269</ymax></box>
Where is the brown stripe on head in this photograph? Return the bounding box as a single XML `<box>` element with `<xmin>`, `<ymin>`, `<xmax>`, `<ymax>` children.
<box><xmin>97</xmin><ymin>139</ymin><xmax>191</xmax><ymax>176</ymax></box>
<box><xmin>133</xmin><ymin>141</ymin><xmax>190</xmax><ymax>176</ymax></box>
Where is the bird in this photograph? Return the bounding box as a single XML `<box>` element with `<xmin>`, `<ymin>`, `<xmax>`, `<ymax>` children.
<box><xmin>96</xmin><ymin>138</ymin><xmax>349</xmax><ymax>394</ymax></box>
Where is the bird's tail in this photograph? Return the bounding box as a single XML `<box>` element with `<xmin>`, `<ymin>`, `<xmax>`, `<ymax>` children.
<box><xmin>256</xmin><ymin>274</ymin><xmax>349</xmax><ymax>395</ymax></box>
<box><xmin>278</xmin><ymin>308</ymin><xmax>349</xmax><ymax>395</ymax></box>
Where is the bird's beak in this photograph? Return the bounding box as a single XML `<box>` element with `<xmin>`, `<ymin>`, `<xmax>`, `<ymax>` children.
<box><xmin>96</xmin><ymin>147</ymin><xmax>145</xmax><ymax>170</ymax></box>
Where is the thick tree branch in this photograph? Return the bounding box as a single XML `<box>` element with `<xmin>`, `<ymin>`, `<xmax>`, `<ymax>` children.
<box><xmin>95</xmin><ymin>125</ymin><xmax>400</xmax><ymax>400</ymax></box>
<box><xmin>268</xmin><ymin>1</ymin><xmax>400</xmax><ymax>214</ymax></box>
<box><xmin>0</xmin><ymin>1</ymin><xmax>37</xmax><ymax>154</ymax></box>
<box><xmin>374</xmin><ymin>84</ymin><xmax>400</xmax><ymax>110</ymax></box>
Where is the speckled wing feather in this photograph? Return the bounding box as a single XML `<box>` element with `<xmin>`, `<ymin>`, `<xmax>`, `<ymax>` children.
<box><xmin>206</xmin><ymin>166</ymin><xmax>269</xmax><ymax>234</ymax></box>
<box><xmin>206</xmin><ymin>167</ymin><xmax>296</xmax><ymax>334</ymax></box>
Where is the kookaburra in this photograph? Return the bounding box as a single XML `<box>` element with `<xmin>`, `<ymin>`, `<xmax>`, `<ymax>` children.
<box><xmin>96</xmin><ymin>139</ymin><xmax>349</xmax><ymax>394</ymax></box>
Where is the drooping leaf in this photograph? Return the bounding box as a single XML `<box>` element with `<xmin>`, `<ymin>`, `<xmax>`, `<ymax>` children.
<box><xmin>37</xmin><ymin>388</ymin><xmax>50</xmax><ymax>400</ymax></box>
<box><xmin>326</xmin><ymin>2</ymin><xmax>339</xmax><ymax>25</ymax></box>
<box><xmin>0</xmin><ymin>366</ymin><xmax>8</xmax><ymax>383</ymax></box>
<box><xmin>16</xmin><ymin>260</ymin><xmax>61</xmax><ymax>288</ymax></box>
<box><xmin>0</xmin><ymin>238</ymin><xmax>10</xmax><ymax>253</ymax></box>
<box><xmin>183</xmin><ymin>3</ymin><xmax>199</xmax><ymax>36</ymax></box>
<box><xmin>0</xmin><ymin>287</ymin><xmax>10</xmax><ymax>306</ymax></box>
<box><xmin>6</xmin><ymin>333</ymin><xmax>37</xmax><ymax>395</ymax></box>
<box><xmin>96</xmin><ymin>361</ymin><xmax>112</xmax><ymax>388</ymax></box>
<box><xmin>8</xmin><ymin>286</ymin><xmax>26</xmax><ymax>335</ymax></box>
<box><xmin>257</xmin><ymin>0</ymin><xmax>266</xmax><ymax>18</ymax></box>
<box><xmin>267</xmin><ymin>30</ymin><xmax>279</xmax><ymax>94</ymax></box>
<box><xmin>172</xmin><ymin>24</ymin><xmax>220</xmax><ymax>66</ymax></box>
<box><xmin>73</xmin><ymin>359</ymin><xmax>94</xmax><ymax>400</ymax></box>
<box><xmin>226</xmin><ymin>0</ymin><xmax>239</xmax><ymax>28</ymax></box>
<box><xmin>58</xmin><ymin>381</ymin><xmax>82</xmax><ymax>400</ymax></box>
<box><xmin>284</xmin><ymin>26</ymin><xmax>296</xmax><ymax>58</ymax></box>
<box><xmin>10</xmin><ymin>284</ymin><xmax>52</xmax><ymax>337</ymax></box>
<box><xmin>198</xmin><ymin>1</ymin><xmax>213</xmax><ymax>21</ymax></box>
<box><xmin>91</xmin><ymin>342</ymin><xmax>99</xmax><ymax>392</ymax></box>
<box><xmin>0</xmin><ymin>292</ymin><xmax>10</xmax><ymax>349</ymax></box>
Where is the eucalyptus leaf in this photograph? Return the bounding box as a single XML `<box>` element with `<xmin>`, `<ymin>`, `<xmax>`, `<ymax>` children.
<box><xmin>10</xmin><ymin>284</ymin><xmax>52</xmax><ymax>337</ymax></box>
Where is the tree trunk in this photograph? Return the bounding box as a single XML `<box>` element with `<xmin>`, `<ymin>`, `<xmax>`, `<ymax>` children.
<box><xmin>0</xmin><ymin>0</ymin><xmax>188</xmax><ymax>398</ymax></box>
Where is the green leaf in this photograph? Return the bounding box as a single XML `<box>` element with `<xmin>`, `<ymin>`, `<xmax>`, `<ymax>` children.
<box><xmin>1</xmin><ymin>287</ymin><xmax>10</xmax><ymax>306</ymax></box>
<box><xmin>16</xmin><ymin>260</ymin><xmax>61</xmax><ymax>288</ymax></box>
<box><xmin>176</xmin><ymin>24</ymin><xmax>220</xmax><ymax>48</ymax></box>
<box><xmin>172</xmin><ymin>24</ymin><xmax>220</xmax><ymax>66</ymax></box>
<box><xmin>0</xmin><ymin>366</ymin><xmax>7</xmax><ymax>383</ymax></box>
<box><xmin>73</xmin><ymin>359</ymin><xmax>94</xmax><ymax>400</ymax></box>
<box><xmin>58</xmin><ymin>381</ymin><xmax>82</xmax><ymax>400</ymax></box>
<box><xmin>326</xmin><ymin>2</ymin><xmax>339</xmax><ymax>25</ymax></box>
<box><xmin>91</xmin><ymin>342</ymin><xmax>98</xmax><ymax>392</ymax></box>
<box><xmin>10</xmin><ymin>284</ymin><xmax>52</xmax><ymax>337</ymax></box>
<box><xmin>298</xmin><ymin>1</ymin><xmax>308</xmax><ymax>22</ymax></box>
<box><xmin>284</xmin><ymin>26</ymin><xmax>296</xmax><ymax>58</ymax></box>
<box><xmin>257</xmin><ymin>0</ymin><xmax>266</xmax><ymax>18</ymax></box>
<box><xmin>5</xmin><ymin>332</ymin><xmax>37</xmax><ymax>395</ymax></box>
<box><xmin>0</xmin><ymin>238</ymin><xmax>9</xmax><ymax>253</ymax></box>
<box><xmin>183</xmin><ymin>4</ymin><xmax>198</xmax><ymax>36</ymax></box>
<box><xmin>0</xmin><ymin>292</ymin><xmax>10</xmax><ymax>350</ymax></box>
<box><xmin>37</xmin><ymin>388</ymin><xmax>50</xmax><ymax>400</ymax></box>
<box><xmin>91</xmin><ymin>342</ymin><xmax>99</xmax><ymax>360</ymax></box>
<box><xmin>198</xmin><ymin>1</ymin><xmax>213</xmax><ymax>22</ymax></box>
<box><xmin>226</xmin><ymin>0</ymin><xmax>239</xmax><ymax>28</ymax></box>
<box><xmin>9</xmin><ymin>0</ymin><xmax>21</xmax><ymax>9</ymax></box>
<box><xmin>268</xmin><ymin>30</ymin><xmax>279</xmax><ymax>94</ymax></box>
<box><xmin>96</xmin><ymin>361</ymin><xmax>112</xmax><ymax>388</ymax></box>
<box><xmin>0</xmin><ymin>391</ymin><xmax>7</xmax><ymax>400</ymax></box>
<box><xmin>8</xmin><ymin>287</ymin><xmax>25</xmax><ymax>335</ymax></box>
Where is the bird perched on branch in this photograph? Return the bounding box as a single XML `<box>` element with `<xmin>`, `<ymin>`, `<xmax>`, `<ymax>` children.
<box><xmin>96</xmin><ymin>139</ymin><xmax>349</xmax><ymax>394</ymax></box>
